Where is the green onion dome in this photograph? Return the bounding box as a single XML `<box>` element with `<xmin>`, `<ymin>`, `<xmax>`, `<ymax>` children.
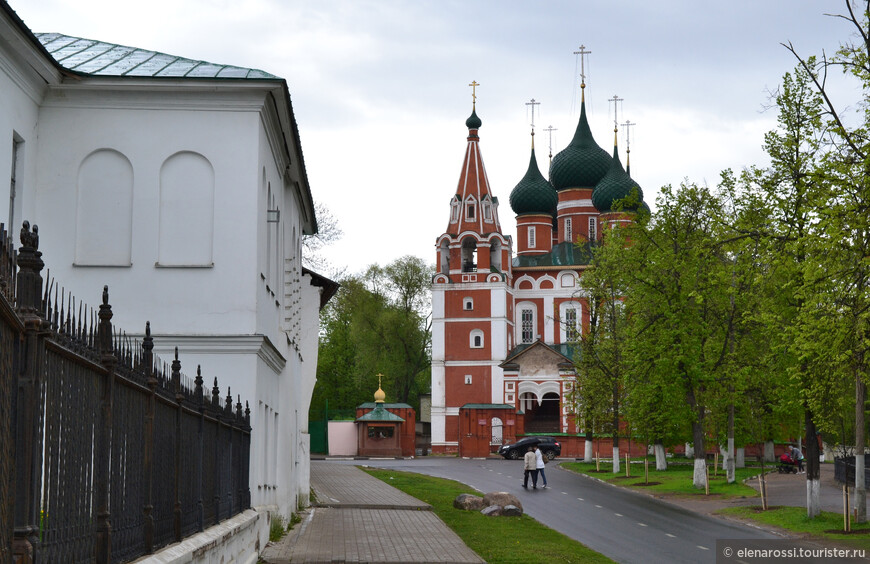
<box><xmin>549</xmin><ymin>101</ymin><xmax>611</xmax><ymax>190</ymax></box>
<box><xmin>510</xmin><ymin>146</ymin><xmax>558</xmax><ymax>216</ymax></box>
<box><xmin>466</xmin><ymin>108</ymin><xmax>482</xmax><ymax>129</ymax></box>
<box><xmin>592</xmin><ymin>146</ymin><xmax>644</xmax><ymax>213</ymax></box>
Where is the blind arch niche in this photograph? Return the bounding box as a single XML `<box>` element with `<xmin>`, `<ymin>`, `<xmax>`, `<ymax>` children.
<box><xmin>158</xmin><ymin>152</ymin><xmax>215</xmax><ymax>267</ymax></box>
<box><xmin>75</xmin><ymin>149</ymin><xmax>133</xmax><ymax>266</ymax></box>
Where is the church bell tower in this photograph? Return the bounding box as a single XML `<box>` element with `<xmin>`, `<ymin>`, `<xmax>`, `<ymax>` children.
<box><xmin>430</xmin><ymin>83</ymin><xmax>514</xmax><ymax>454</ymax></box>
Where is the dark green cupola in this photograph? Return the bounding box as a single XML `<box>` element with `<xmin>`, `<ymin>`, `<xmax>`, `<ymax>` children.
<box><xmin>510</xmin><ymin>138</ymin><xmax>557</xmax><ymax>216</ymax></box>
<box><xmin>549</xmin><ymin>97</ymin><xmax>611</xmax><ymax>190</ymax></box>
<box><xmin>591</xmin><ymin>140</ymin><xmax>644</xmax><ymax>213</ymax></box>
<box><xmin>466</xmin><ymin>108</ymin><xmax>482</xmax><ymax>130</ymax></box>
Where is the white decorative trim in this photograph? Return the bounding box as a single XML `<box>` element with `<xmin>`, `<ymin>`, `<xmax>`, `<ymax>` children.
<box><xmin>145</xmin><ymin>334</ymin><xmax>286</xmax><ymax>373</ymax></box>
<box><xmin>517</xmin><ymin>380</ymin><xmax>562</xmax><ymax>398</ymax></box>
<box><xmin>557</xmin><ymin>199</ymin><xmax>594</xmax><ymax>210</ymax></box>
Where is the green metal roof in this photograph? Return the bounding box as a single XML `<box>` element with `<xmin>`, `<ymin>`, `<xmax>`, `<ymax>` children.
<box><xmin>549</xmin><ymin>100</ymin><xmax>611</xmax><ymax>191</ymax></box>
<box><xmin>512</xmin><ymin>241</ymin><xmax>593</xmax><ymax>268</ymax></box>
<box><xmin>35</xmin><ymin>33</ymin><xmax>278</xmax><ymax>79</ymax></box>
<box><xmin>355</xmin><ymin>404</ymin><xmax>405</xmax><ymax>422</ymax></box>
<box><xmin>509</xmin><ymin>146</ymin><xmax>557</xmax><ymax>216</ymax></box>
<box><xmin>357</xmin><ymin>402</ymin><xmax>413</xmax><ymax>409</ymax></box>
<box><xmin>502</xmin><ymin>342</ymin><xmax>577</xmax><ymax>364</ymax></box>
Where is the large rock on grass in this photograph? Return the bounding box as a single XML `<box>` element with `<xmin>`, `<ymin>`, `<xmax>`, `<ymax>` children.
<box><xmin>502</xmin><ymin>505</ymin><xmax>522</xmax><ymax>517</ymax></box>
<box><xmin>481</xmin><ymin>505</ymin><xmax>503</xmax><ymax>517</ymax></box>
<box><xmin>483</xmin><ymin>491</ymin><xmax>523</xmax><ymax>513</ymax></box>
<box><xmin>453</xmin><ymin>493</ymin><xmax>486</xmax><ymax>511</ymax></box>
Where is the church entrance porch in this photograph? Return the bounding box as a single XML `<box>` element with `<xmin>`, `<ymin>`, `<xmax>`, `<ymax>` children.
<box><xmin>520</xmin><ymin>391</ymin><xmax>561</xmax><ymax>434</ymax></box>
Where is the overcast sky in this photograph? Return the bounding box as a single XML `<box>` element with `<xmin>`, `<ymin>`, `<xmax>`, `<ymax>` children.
<box><xmin>8</xmin><ymin>1</ymin><xmax>855</xmax><ymax>276</ymax></box>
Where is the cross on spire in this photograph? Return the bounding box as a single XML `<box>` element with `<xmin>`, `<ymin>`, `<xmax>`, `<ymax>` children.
<box><xmin>525</xmin><ymin>98</ymin><xmax>540</xmax><ymax>133</ymax></box>
<box><xmin>608</xmin><ymin>94</ymin><xmax>624</xmax><ymax>130</ymax></box>
<box><xmin>573</xmin><ymin>44</ymin><xmax>592</xmax><ymax>103</ymax></box>
<box><xmin>621</xmin><ymin>120</ymin><xmax>636</xmax><ymax>150</ymax></box>
<box><xmin>573</xmin><ymin>44</ymin><xmax>591</xmax><ymax>87</ymax></box>
<box><xmin>543</xmin><ymin>125</ymin><xmax>558</xmax><ymax>162</ymax></box>
<box><xmin>469</xmin><ymin>80</ymin><xmax>479</xmax><ymax>108</ymax></box>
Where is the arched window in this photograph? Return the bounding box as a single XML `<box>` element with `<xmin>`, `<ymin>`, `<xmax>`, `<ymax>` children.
<box><xmin>518</xmin><ymin>305</ymin><xmax>536</xmax><ymax>344</ymax></box>
<box><xmin>588</xmin><ymin>216</ymin><xmax>598</xmax><ymax>241</ymax></box>
<box><xmin>528</xmin><ymin>226</ymin><xmax>536</xmax><ymax>248</ymax></box>
<box><xmin>461</xmin><ymin>238</ymin><xmax>477</xmax><ymax>272</ymax></box>
<box><xmin>565</xmin><ymin>217</ymin><xmax>573</xmax><ymax>243</ymax></box>
<box><xmin>463</xmin><ymin>297</ymin><xmax>473</xmax><ymax>311</ymax></box>
<box><xmin>470</xmin><ymin>329</ymin><xmax>484</xmax><ymax>349</ymax></box>
<box><xmin>450</xmin><ymin>199</ymin><xmax>460</xmax><ymax>223</ymax></box>
<box><xmin>439</xmin><ymin>240</ymin><xmax>450</xmax><ymax>274</ymax></box>
<box><xmin>560</xmin><ymin>302</ymin><xmax>581</xmax><ymax>343</ymax></box>
<box><xmin>490</xmin><ymin>238</ymin><xmax>502</xmax><ymax>270</ymax></box>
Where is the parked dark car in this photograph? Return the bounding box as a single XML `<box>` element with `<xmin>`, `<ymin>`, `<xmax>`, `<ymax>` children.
<box><xmin>498</xmin><ymin>436</ymin><xmax>561</xmax><ymax>460</ymax></box>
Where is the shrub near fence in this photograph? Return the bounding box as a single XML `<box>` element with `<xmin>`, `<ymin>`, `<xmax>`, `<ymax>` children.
<box><xmin>0</xmin><ymin>221</ymin><xmax>251</xmax><ymax>564</ymax></box>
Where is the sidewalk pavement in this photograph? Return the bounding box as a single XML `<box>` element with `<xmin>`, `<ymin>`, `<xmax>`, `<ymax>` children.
<box><xmin>261</xmin><ymin>459</ymin><xmax>857</xmax><ymax>563</ymax></box>
<box><xmin>260</xmin><ymin>462</ymin><xmax>485</xmax><ymax>563</ymax></box>
<box><xmin>661</xmin><ymin>461</ymin><xmax>851</xmax><ymax>516</ymax></box>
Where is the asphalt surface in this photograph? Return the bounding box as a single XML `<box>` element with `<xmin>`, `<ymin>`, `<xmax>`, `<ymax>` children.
<box><xmin>341</xmin><ymin>457</ymin><xmax>782</xmax><ymax>563</ymax></box>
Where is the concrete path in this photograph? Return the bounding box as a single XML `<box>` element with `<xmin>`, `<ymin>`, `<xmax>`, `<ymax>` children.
<box><xmin>260</xmin><ymin>463</ymin><xmax>484</xmax><ymax>563</ymax></box>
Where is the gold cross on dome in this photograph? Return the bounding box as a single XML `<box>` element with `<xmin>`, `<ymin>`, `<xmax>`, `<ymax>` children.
<box><xmin>469</xmin><ymin>80</ymin><xmax>479</xmax><ymax>106</ymax></box>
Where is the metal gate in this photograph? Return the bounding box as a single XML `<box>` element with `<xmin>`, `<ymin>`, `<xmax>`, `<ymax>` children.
<box><xmin>491</xmin><ymin>417</ymin><xmax>503</xmax><ymax>446</ymax></box>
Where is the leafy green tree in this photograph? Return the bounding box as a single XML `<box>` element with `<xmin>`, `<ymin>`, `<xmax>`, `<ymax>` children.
<box><xmin>575</xmin><ymin>234</ymin><xmax>631</xmax><ymax>472</ymax></box>
<box><xmin>619</xmin><ymin>183</ymin><xmax>737</xmax><ymax>489</ymax></box>
<box><xmin>312</xmin><ymin>256</ymin><xmax>432</xmax><ymax>413</ymax></box>
<box><xmin>782</xmin><ymin>0</ymin><xmax>870</xmax><ymax>519</ymax></box>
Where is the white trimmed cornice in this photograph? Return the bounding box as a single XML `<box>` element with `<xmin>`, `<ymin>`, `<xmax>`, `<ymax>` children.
<box><xmin>140</xmin><ymin>333</ymin><xmax>287</xmax><ymax>374</ymax></box>
<box><xmin>557</xmin><ymin>199</ymin><xmax>594</xmax><ymax>210</ymax></box>
<box><xmin>41</xmin><ymin>79</ymin><xmax>274</xmax><ymax>111</ymax></box>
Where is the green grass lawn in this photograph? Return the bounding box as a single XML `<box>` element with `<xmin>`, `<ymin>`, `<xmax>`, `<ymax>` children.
<box><xmin>561</xmin><ymin>458</ymin><xmax>763</xmax><ymax>498</ymax></box>
<box><xmin>718</xmin><ymin>506</ymin><xmax>870</xmax><ymax>550</ymax></box>
<box><xmin>363</xmin><ymin>467</ymin><xmax>614</xmax><ymax>564</ymax></box>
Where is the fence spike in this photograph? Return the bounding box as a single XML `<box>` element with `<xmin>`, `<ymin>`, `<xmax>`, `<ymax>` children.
<box><xmin>212</xmin><ymin>377</ymin><xmax>220</xmax><ymax>408</ymax></box>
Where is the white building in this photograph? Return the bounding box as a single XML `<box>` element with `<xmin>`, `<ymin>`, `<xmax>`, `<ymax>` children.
<box><xmin>0</xmin><ymin>0</ymin><xmax>330</xmax><ymax>530</ymax></box>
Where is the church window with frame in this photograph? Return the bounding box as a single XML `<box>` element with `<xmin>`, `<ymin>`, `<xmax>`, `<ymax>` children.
<box><xmin>469</xmin><ymin>329</ymin><xmax>484</xmax><ymax>349</ymax></box>
<box><xmin>463</xmin><ymin>297</ymin><xmax>473</xmax><ymax>310</ymax></box>
<box><xmin>559</xmin><ymin>302</ymin><xmax>581</xmax><ymax>343</ymax></box>
<box><xmin>588</xmin><ymin>216</ymin><xmax>597</xmax><ymax>241</ymax></box>
<box><xmin>466</xmin><ymin>202</ymin><xmax>476</xmax><ymax>220</ymax></box>
<box><xmin>483</xmin><ymin>201</ymin><xmax>492</xmax><ymax>221</ymax></box>
<box><xmin>565</xmin><ymin>307</ymin><xmax>579</xmax><ymax>341</ymax></box>
<box><xmin>520</xmin><ymin>309</ymin><xmax>534</xmax><ymax>343</ymax></box>
<box><xmin>528</xmin><ymin>226</ymin><xmax>536</xmax><ymax>248</ymax></box>
<box><xmin>565</xmin><ymin>217</ymin><xmax>573</xmax><ymax>243</ymax></box>
<box><xmin>450</xmin><ymin>200</ymin><xmax>460</xmax><ymax>223</ymax></box>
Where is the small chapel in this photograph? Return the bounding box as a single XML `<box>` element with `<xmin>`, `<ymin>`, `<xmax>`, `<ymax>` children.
<box><xmin>430</xmin><ymin>62</ymin><xmax>649</xmax><ymax>457</ymax></box>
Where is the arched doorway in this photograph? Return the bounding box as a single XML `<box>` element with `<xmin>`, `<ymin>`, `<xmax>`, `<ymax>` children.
<box><xmin>491</xmin><ymin>417</ymin><xmax>503</xmax><ymax>447</ymax></box>
<box><xmin>521</xmin><ymin>391</ymin><xmax>560</xmax><ymax>434</ymax></box>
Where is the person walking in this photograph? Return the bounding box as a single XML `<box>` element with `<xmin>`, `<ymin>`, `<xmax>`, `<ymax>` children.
<box><xmin>522</xmin><ymin>446</ymin><xmax>538</xmax><ymax>489</ymax></box>
<box><xmin>535</xmin><ymin>445</ymin><xmax>548</xmax><ymax>488</ymax></box>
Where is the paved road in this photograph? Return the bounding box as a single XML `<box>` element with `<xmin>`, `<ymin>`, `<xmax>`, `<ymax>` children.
<box><xmin>333</xmin><ymin>457</ymin><xmax>782</xmax><ymax>563</ymax></box>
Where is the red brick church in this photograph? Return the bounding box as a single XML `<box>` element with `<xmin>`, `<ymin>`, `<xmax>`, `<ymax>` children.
<box><xmin>430</xmin><ymin>74</ymin><xmax>648</xmax><ymax>456</ymax></box>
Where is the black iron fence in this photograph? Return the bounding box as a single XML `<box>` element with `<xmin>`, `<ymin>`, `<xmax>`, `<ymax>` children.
<box><xmin>0</xmin><ymin>222</ymin><xmax>251</xmax><ymax>564</ymax></box>
<box><xmin>834</xmin><ymin>454</ymin><xmax>870</xmax><ymax>485</ymax></box>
